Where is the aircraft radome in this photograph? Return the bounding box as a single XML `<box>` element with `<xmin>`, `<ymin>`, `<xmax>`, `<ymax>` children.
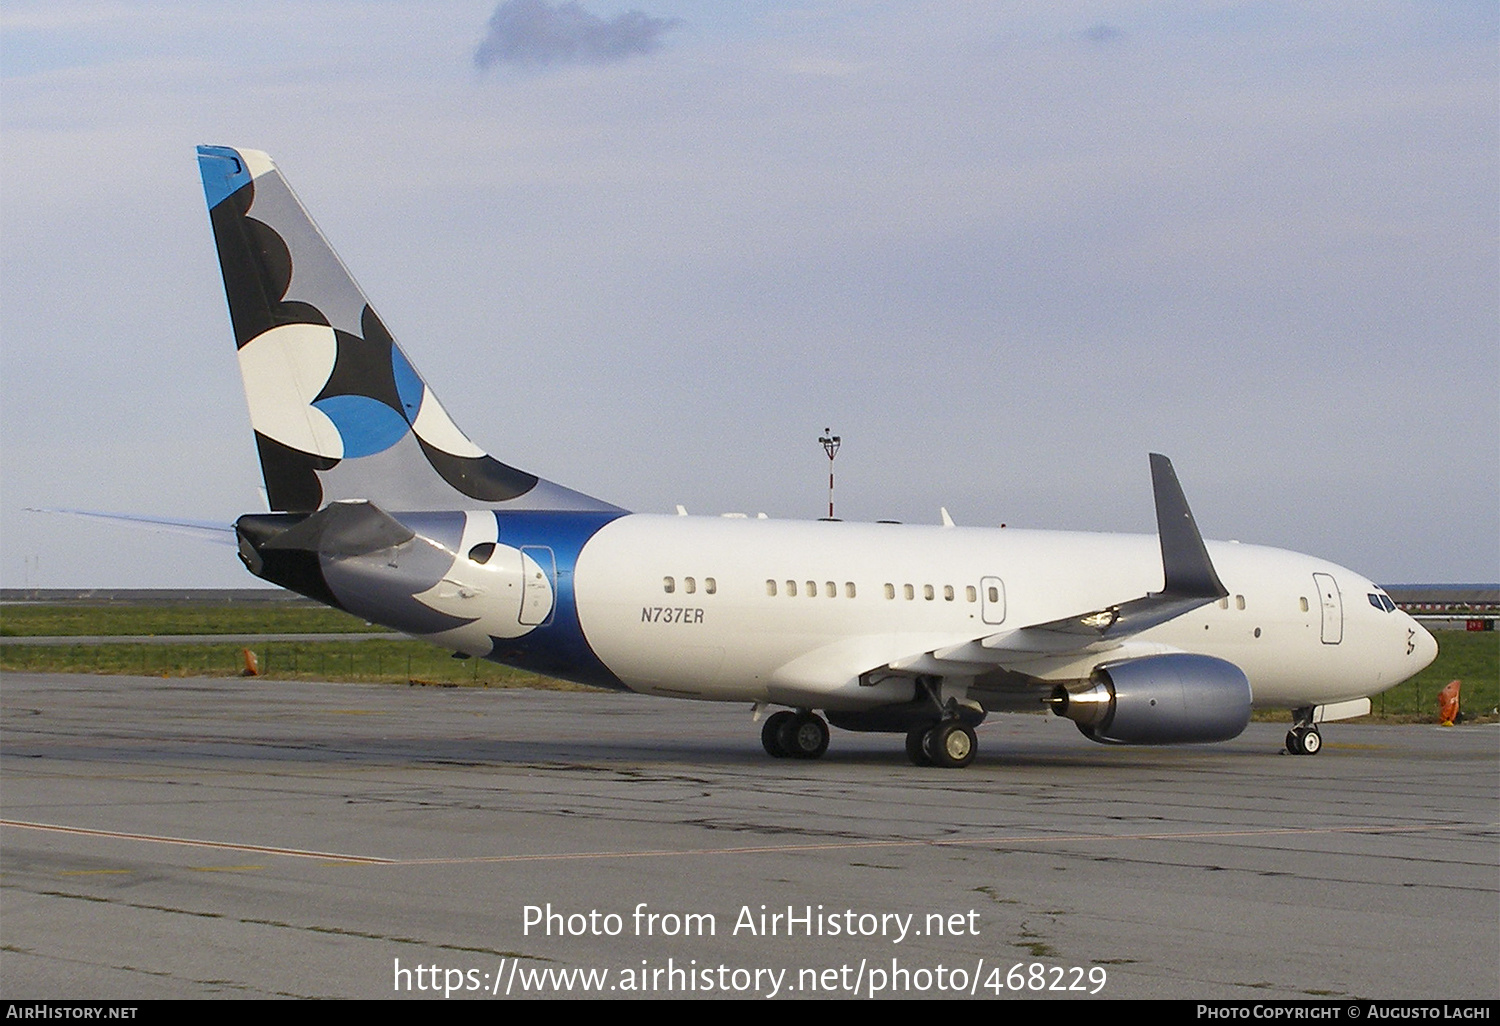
<box><xmin>196</xmin><ymin>145</ymin><xmax>1438</xmax><ymax>768</ymax></box>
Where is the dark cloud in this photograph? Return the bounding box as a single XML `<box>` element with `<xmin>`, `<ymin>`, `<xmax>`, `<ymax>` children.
<box><xmin>475</xmin><ymin>0</ymin><xmax>681</xmax><ymax>69</ymax></box>
<box><xmin>1080</xmin><ymin>24</ymin><xmax>1124</xmax><ymax>43</ymax></box>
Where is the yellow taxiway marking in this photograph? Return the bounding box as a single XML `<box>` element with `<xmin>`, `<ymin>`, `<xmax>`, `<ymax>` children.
<box><xmin>392</xmin><ymin>820</ymin><xmax>1496</xmax><ymax>865</ymax></box>
<box><xmin>6</xmin><ymin>817</ymin><xmax>1492</xmax><ymax>868</ymax></box>
<box><xmin>1</xmin><ymin>819</ymin><xmax>392</xmax><ymax>864</ymax></box>
<box><xmin>190</xmin><ymin>865</ymin><xmax>267</xmax><ymax>872</ymax></box>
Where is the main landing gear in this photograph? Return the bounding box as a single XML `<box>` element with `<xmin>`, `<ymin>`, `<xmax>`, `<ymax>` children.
<box><xmin>902</xmin><ymin>675</ymin><xmax>980</xmax><ymax>768</ymax></box>
<box><xmin>757</xmin><ymin>676</ymin><xmax>983</xmax><ymax>766</ymax></box>
<box><xmin>1285</xmin><ymin>707</ymin><xmax>1322</xmax><ymax>755</ymax></box>
<box><xmin>761</xmin><ymin>709</ymin><xmax>830</xmax><ymax>759</ymax></box>
<box><xmin>905</xmin><ymin>721</ymin><xmax>977</xmax><ymax>769</ymax></box>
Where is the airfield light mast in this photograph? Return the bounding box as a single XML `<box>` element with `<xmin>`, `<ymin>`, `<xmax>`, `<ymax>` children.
<box><xmin>819</xmin><ymin>429</ymin><xmax>841</xmax><ymax>519</ymax></box>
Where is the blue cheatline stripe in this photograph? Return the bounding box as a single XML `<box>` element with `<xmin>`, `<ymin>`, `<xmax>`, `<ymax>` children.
<box><xmin>485</xmin><ymin>510</ymin><xmax>630</xmax><ymax>690</ymax></box>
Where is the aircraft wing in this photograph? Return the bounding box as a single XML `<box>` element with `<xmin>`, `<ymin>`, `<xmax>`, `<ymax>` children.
<box><xmin>882</xmin><ymin>454</ymin><xmax>1228</xmax><ymax>679</ymax></box>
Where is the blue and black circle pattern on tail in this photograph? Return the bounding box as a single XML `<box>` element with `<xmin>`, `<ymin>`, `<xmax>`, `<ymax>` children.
<box><xmin>198</xmin><ymin>145</ymin><xmax>588</xmax><ymax>513</ymax></box>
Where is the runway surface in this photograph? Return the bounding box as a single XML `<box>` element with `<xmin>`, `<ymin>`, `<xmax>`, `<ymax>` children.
<box><xmin>2</xmin><ymin>672</ymin><xmax>1495</xmax><ymax>999</ymax></box>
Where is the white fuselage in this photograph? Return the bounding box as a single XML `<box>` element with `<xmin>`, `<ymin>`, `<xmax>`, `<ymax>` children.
<box><xmin>563</xmin><ymin>515</ymin><xmax>1436</xmax><ymax>712</ymax></box>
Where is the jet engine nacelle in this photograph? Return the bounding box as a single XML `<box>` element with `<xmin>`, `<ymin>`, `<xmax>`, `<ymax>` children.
<box><xmin>1047</xmin><ymin>652</ymin><xmax>1252</xmax><ymax>745</ymax></box>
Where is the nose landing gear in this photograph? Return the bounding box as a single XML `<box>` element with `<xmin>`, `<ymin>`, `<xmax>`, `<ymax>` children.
<box><xmin>1285</xmin><ymin>707</ymin><xmax>1322</xmax><ymax>755</ymax></box>
<box><xmin>1285</xmin><ymin>726</ymin><xmax>1322</xmax><ymax>755</ymax></box>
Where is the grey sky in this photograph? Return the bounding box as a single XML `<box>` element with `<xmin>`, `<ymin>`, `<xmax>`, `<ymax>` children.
<box><xmin>1</xmin><ymin>1</ymin><xmax>1495</xmax><ymax>588</ymax></box>
<box><xmin>475</xmin><ymin>0</ymin><xmax>681</xmax><ymax>68</ymax></box>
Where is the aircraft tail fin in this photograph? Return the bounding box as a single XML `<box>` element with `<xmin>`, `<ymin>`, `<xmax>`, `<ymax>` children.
<box><xmin>196</xmin><ymin>146</ymin><xmax>620</xmax><ymax>514</ymax></box>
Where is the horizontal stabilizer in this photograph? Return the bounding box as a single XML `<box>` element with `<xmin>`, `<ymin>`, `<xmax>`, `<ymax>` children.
<box><xmin>26</xmin><ymin>508</ymin><xmax>237</xmax><ymax>546</ymax></box>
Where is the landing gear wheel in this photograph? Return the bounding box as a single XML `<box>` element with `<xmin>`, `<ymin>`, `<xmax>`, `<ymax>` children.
<box><xmin>928</xmin><ymin>722</ymin><xmax>977</xmax><ymax>769</ymax></box>
<box><xmin>1286</xmin><ymin>726</ymin><xmax>1321</xmax><ymax>755</ymax></box>
<box><xmin>778</xmin><ymin>712</ymin><xmax>829</xmax><ymax>760</ymax></box>
<box><xmin>762</xmin><ymin>711</ymin><xmax>796</xmax><ymax>757</ymax></box>
<box><xmin>905</xmin><ymin>725</ymin><xmax>935</xmax><ymax>767</ymax></box>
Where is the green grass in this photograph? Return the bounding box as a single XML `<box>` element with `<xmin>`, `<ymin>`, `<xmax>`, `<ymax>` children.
<box><xmin>1368</xmin><ymin>629</ymin><xmax>1499</xmax><ymax>723</ymax></box>
<box><xmin>0</xmin><ymin>601</ymin><xmax>383</xmax><ymax>637</ymax></box>
<box><xmin>1241</xmin><ymin>629</ymin><xmax>1496</xmax><ymax>723</ymax></box>
<box><xmin>0</xmin><ymin>636</ymin><xmax>595</xmax><ymax>690</ymax></box>
<box><xmin>0</xmin><ymin>600</ymin><xmax>584</xmax><ymax>688</ymax></box>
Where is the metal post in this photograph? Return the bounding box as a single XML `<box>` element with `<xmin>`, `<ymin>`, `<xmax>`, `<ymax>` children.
<box><xmin>819</xmin><ymin>429</ymin><xmax>841</xmax><ymax>519</ymax></box>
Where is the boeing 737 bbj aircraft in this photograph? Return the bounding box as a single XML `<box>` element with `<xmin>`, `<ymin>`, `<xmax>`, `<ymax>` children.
<box><xmin>197</xmin><ymin>145</ymin><xmax>1437</xmax><ymax>767</ymax></box>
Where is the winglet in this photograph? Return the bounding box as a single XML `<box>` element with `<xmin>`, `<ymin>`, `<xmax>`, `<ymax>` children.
<box><xmin>995</xmin><ymin>454</ymin><xmax>1229</xmax><ymax>641</ymax></box>
<box><xmin>1149</xmin><ymin>453</ymin><xmax>1228</xmax><ymax>600</ymax></box>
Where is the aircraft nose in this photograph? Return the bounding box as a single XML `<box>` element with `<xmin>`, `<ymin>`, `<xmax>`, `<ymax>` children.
<box><xmin>1407</xmin><ymin>618</ymin><xmax>1439</xmax><ymax>673</ymax></box>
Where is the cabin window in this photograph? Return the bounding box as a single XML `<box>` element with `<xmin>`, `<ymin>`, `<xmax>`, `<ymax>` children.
<box><xmin>966</xmin><ymin>586</ymin><xmax>977</xmax><ymax>603</ymax></box>
<box><xmin>845</xmin><ymin>582</ymin><xmax>856</xmax><ymax>598</ymax></box>
<box><xmin>903</xmin><ymin>584</ymin><xmax>915</xmax><ymax>600</ymax></box>
<box><xmin>825</xmin><ymin>581</ymin><xmax>836</xmax><ymax>598</ymax></box>
<box><xmin>923</xmin><ymin>584</ymin><xmax>935</xmax><ymax>601</ymax></box>
<box><xmin>943</xmin><ymin>585</ymin><xmax>954</xmax><ymax>601</ymax></box>
<box><xmin>787</xmin><ymin>580</ymin><xmax>797</xmax><ymax>597</ymax></box>
<box><xmin>1217</xmin><ymin>597</ymin><xmax>1229</xmax><ymax>610</ymax></box>
<box><xmin>987</xmin><ymin>585</ymin><xmax>999</xmax><ymax>603</ymax></box>
<box><xmin>885</xmin><ymin>583</ymin><xmax>895</xmax><ymax>600</ymax></box>
<box><xmin>705</xmin><ymin>578</ymin><xmax>717</xmax><ymax>595</ymax></box>
<box><xmin>1235</xmin><ymin>595</ymin><xmax>1245</xmax><ymax>610</ymax></box>
<box><xmin>806</xmin><ymin>581</ymin><xmax>817</xmax><ymax>598</ymax></box>
<box><xmin>1299</xmin><ymin>597</ymin><xmax>1309</xmax><ymax>612</ymax></box>
<box><xmin>468</xmin><ymin>542</ymin><xmax>496</xmax><ymax>565</ymax></box>
<box><xmin>663</xmin><ymin>576</ymin><xmax>675</xmax><ymax>594</ymax></box>
<box><xmin>766</xmin><ymin>580</ymin><xmax>777</xmax><ymax>597</ymax></box>
<box><xmin>684</xmin><ymin>577</ymin><xmax>696</xmax><ymax>594</ymax></box>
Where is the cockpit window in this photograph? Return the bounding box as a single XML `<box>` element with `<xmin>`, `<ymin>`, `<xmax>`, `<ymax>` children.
<box><xmin>1368</xmin><ymin>593</ymin><xmax>1397</xmax><ymax>613</ymax></box>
